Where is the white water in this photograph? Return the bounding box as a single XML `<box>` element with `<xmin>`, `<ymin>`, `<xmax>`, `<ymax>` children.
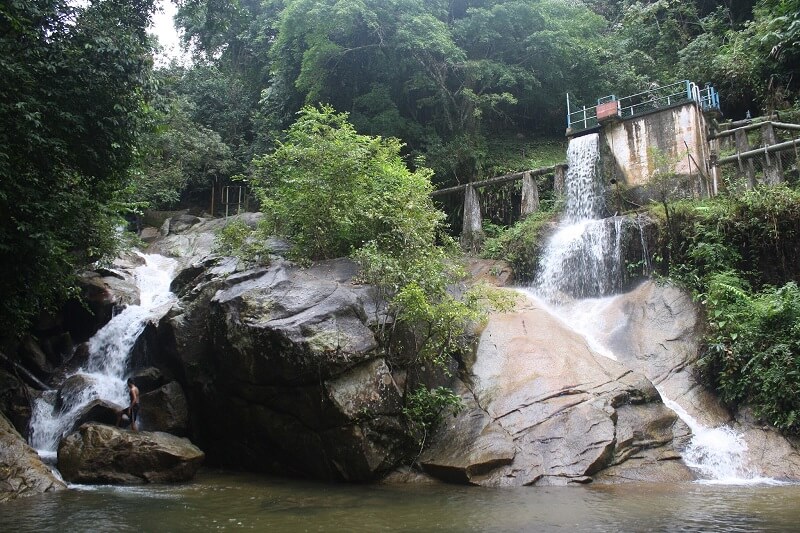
<box><xmin>29</xmin><ymin>253</ymin><xmax>178</xmax><ymax>455</ymax></box>
<box><xmin>533</xmin><ymin>134</ymin><xmax>630</xmax><ymax>301</ymax></box>
<box><xmin>530</xmin><ymin>134</ymin><xmax>776</xmax><ymax>484</ymax></box>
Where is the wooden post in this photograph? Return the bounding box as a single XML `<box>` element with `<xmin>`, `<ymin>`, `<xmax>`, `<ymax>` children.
<box><xmin>734</xmin><ymin>129</ymin><xmax>756</xmax><ymax>189</ymax></box>
<box><xmin>553</xmin><ymin>165</ymin><xmax>566</xmax><ymax>198</ymax></box>
<box><xmin>520</xmin><ymin>171</ymin><xmax>540</xmax><ymax>218</ymax></box>
<box><xmin>461</xmin><ymin>185</ymin><xmax>484</xmax><ymax>251</ymax></box>
<box><xmin>210</xmin><ymin>180</ymin><xmax>215</xmax><ymax>217</ymax></box>
<box><xmin>761</xmin><ymin>122</ymin><xmax>784</xmax><ymax>184</ymax></box>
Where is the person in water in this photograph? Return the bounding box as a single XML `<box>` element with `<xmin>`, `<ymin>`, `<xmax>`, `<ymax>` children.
<box><xmin>117</xmin><ymin>378</ymin><xmax>140</xmax><ymax>431</ymax></box>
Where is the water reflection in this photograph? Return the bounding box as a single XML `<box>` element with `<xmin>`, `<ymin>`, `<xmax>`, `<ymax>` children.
<box><xmin>2</xmin><ymin>471</ymin><xmax>799</xmax><ymax>532</ymax></box>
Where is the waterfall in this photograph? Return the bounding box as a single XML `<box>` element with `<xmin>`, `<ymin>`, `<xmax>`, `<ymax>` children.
<box><xmin>534</xmin><ymin>133</ymin><xmax>630</xmax><ymax>302</ymax></box>
<box><xmin>29</xmin><ymin>253</ymin><xmax>177</xmax><ymax>458</ymax></box>
<box><xmin>660</xmin><ymin>397</ymin><xmax>780</xmax><ymax>485</ymax></box>
<box><xmin>530</xmin><ymin>134</ymin><xmax>777</xmax><ymax>484</ymax></box>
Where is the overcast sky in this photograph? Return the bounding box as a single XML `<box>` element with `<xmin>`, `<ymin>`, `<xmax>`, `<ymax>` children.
<box><xmin>149</xmin><ymin>0</ymin><xmax>186</xmax><ymax>65</ymax></box>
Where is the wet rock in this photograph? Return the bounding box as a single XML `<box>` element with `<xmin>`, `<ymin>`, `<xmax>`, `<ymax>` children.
<box><xmin>139</xmin><ymin>381</ymin><xmax>189</xmax><ymax>436</ymax></box>
<box><xmin>70</xmin><ymin>399</ymin><xmax>124</xmax><ymax>433</ymax></box>
<box><xmin>56</xmin><ymin>374</ymin><xmax>97</xmax><ymax>411</ymax></box>
<box><xmin>1</xmin><ymin>412</ymin><xmax>66</xmax><ymax>501</ymax></box>
<box><xmin>421</xmin><ymin>293</ymin><xmax>695</xmax><ymax>486</ymax></box>
<box><xmin>57</xmin><ymin>423</ymin><xmax>204</xmax><ymax>484</ymax></box>
<box><xmin>733</xmin><ymin>408</ymin><xmax>800</xmax><ymax>480</ymax></box>
<box><xmin>131</xmin><ymin>367</ymin><xmax>166</xmax><ymax>394</ymax></box>
<box><xmin>606</xmin><ymin>281</ymin><xmax>800</xmax><ymax>480</ymax></box>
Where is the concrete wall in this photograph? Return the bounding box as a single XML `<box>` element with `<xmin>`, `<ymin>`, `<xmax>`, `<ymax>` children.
<box><xmin>598</xmin><ymin>102</ymin><xmax>712</xmax><ymax>198</ymax></box>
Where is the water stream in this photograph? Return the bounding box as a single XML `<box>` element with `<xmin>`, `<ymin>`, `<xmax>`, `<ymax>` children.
<box><xmin>532</xmin><ymin>133</ymin><xmax>773</xmax><ymax>484</ymax></box>
<box><xmin>29</xmin><ymin>253</ymin><xmax>178</xmax><ymax>458</ymax></box>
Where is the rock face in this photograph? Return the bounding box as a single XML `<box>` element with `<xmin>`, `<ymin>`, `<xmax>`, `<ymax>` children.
<box><xmin>158</xmin><ymin>255</ymin><xmax>410</xmax><ymax>480</ymax></box>
<box><xmin>57</xmin><ymin>423</ymin><xmax>204</xmax><ymax>484</ymax></box>
<box><xmin>602</xmin><ymin>281</ymin><xmax>800</xmax><ymax>480</ymax></box>
<box><xmin>149</xmin><ymin>214</ymin><xmax>411</xmax><ymax>481</ymax></box>
<box><xmin>423</xmin><ymin>281</ymin><xmax>800</xmax><ymax>485</ymax></box>
<box><xmin>419</xmin><ymin>294</ymin><xmax>694</xmax><ymax>486</ymax></box>
<box><xmin>1</xmin><ymin>412</ymin><xmax>66</xmax><ymax>502</ymax></box>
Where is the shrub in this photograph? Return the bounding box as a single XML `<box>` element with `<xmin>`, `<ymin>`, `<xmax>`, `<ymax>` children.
<box><xmin>480</xmin><ymin>208</ymin><xmax>561</xmax><ymax>282</ymax></box>
<box><xmin>250</xmin><ymin>104</ymin><xmax>442</xmax><ymax>261</ymax></box>
<box><xmin>659</xmin><ymin>185</ymin><xmax>800</xmax><ymax>433</ymax></box>
<box><xmin>403</xmin><ymin>385</ymin><xmax>464</xmax><ymax>444</ymax></box>
<box><xmin>215</xmin><ymin>218</ymin><xmax>272</xmax><ymax>266</ymax></box>
<box><xmin>698</xmin><ymin>273</ymin><xmax>800</xmax><ymax>432</ymax></box>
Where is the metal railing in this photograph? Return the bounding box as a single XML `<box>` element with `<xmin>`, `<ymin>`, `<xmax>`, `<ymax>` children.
<box><xmin>567</xmin><ymin>80</ymin><xmax>721</xmax><ymax>132</ymax></box>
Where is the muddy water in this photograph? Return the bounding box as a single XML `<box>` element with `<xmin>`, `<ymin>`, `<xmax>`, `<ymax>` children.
<box><xmin>2</xmin><ymin>470</ymin><xmax>799</xmax><ymax>532</ymax></box>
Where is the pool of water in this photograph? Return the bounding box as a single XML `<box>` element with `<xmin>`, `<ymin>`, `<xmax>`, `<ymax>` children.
<box><xmin>3</xmin><ymin>470</ymin><xmax>800</xmax><ymax>532</ymax></box>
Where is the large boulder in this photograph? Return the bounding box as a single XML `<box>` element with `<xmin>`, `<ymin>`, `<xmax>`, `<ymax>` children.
<box><xmin>70</xmin><ymin>399</ymin><xmax>124</xmax><ymax>433</ymax></box>
<box><xmin>601</xmin><ymin>281</ymin><xmax>800</xmax><ymax>480</ymax></box>
<box><xmin>57</xmin><ymin>423</ymin><xmax>204</xmax><ymax>484</ymax></box>
<box><xmin>139</xmin><ymin>381</ymin><xmax>189</xmax><ymax>436</ymax></box>
<box><xmin>419</xmin><ymin>292</ymin><xmax>695</xmax><ymax>486</ymax></box>
<box><xmin>1</xmin><ymin>412</ymin><xmax>66</xmax><ymax>501</ymax></box>
<box><xmin>154</xmin><ymin>227</ymin><xmax>412</xmax><ymax>480</ymax></box>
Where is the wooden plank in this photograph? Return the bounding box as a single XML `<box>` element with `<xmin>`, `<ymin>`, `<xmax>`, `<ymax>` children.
<box><xmin>431</xmin><ymin>164</ymin><xmax>566</xmax><ymax>197</ymax></box>
<box><xmin>714</xmin><ymin>137</ymin><xmax>800</xmax><ymax>165</ymax></box>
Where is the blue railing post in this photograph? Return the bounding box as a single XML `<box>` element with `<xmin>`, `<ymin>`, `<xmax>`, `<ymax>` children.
<box><xmin>685</xmin><ymin>80</ymin><xmax>691</xmax><ymax>101</ymax></box>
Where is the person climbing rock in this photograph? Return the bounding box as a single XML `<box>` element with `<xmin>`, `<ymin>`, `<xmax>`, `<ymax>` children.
<box><xmin>117</xmin><ymin>378</ymin><xmax>140</xmax><ymax>431</ymax></box>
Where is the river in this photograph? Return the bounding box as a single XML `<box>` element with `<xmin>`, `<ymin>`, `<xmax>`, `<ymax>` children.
<box><xmin>2</xmin><ymin>470</ymin><xmax>799</xmax><ymax>532</ymax></box>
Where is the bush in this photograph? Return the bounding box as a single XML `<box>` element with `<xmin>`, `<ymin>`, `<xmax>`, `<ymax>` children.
<box><xmin>659</xmin><ymin>185</ymin><xmax>800</xmax><ymax>433</ymax></box>
<box><xmin>403</xmin><ymin>385</ymin><xmax>464</xmax><ymax>443</ymax></box>
<box><xmin>215</xmin><ymin>218</ymin><xmax>272</xmax><ymax>266</ymax></box>
<box><xmin>250</xmin><ymin>104</ymin><xmax>442</xmax><ymax>261</ymax></box>
<box><xmin>480</xmin><ymin>208</ymin><xmax>561</xmax><ymax>282</ymax></box>
<box><xmin>698</xmin><ymin>273</ymin><xmax>800</xmax><ymax>432</ymax></box>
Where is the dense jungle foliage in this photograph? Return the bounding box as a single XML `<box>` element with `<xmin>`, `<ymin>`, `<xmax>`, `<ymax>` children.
<box><xmin>1</xmin><ymin>0</ymin><xmax>799</xmax><ymax>427</ymax></box>
<box><xmin>666</xmin><ymin>186</ymin><xmax>800</xmax><ymax>433</ymax></box>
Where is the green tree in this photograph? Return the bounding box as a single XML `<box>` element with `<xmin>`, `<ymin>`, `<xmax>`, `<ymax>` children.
<box><xmin>0</xmin><ymin>0</ymin><xmax>156</xmax><ymax>349</ymax></box>
<box><xmin>134</xmin><ymin>90</ymin><xmax>235</xmax><ymax>209</ymax></box>
<box><xmin>251</xmin><ymin>104</ymin><xmax>442</xmax><ymax>260</ymax></box>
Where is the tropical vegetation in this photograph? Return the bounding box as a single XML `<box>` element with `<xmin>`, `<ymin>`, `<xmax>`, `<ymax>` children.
<box><xmin>2</xmin><ymin>0</ymin><xmax>800</xmax><ymax>431</ymax></box>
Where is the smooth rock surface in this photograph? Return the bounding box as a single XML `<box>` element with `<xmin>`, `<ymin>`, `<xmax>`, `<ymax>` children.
<box><xmin>1</xmin><ymin>412</ymin><xmax>66</xmax><ymax>501</ymax></box>
<box><xmin>420</xmin><ymin>291</ymin><xmax>695</xmax><ymax>486</ymax></box>
<box><xmin>57</xmin><ymin>423</ymin><xmax>204</xmax><ymax>484</ymax></box>
<box><xmin>603</xmin><ymin>281</ymin><xmax>800</xmax><ymax>480</ymax></box>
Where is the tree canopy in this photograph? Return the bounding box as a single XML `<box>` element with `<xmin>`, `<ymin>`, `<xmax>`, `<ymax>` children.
<box><xmin>0</xmin><ymin>0</ymin><xmax>156</xmax><ymax>348</ymax></box>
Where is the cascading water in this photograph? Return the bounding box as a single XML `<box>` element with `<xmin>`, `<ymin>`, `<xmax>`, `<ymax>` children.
<box><xmin>29</xmin><ymin>253</ymin><xmax>177</xmax><ymax>459</ymax></box>
<box><xmin>534</xmin><ymin>134</ymin><xmax>631</xmax><ymax>301</ymax></box>
<box><xmin>531</xmin><ymin>134</ymin><xmax>776</xmax><ymax>484</ymax></box>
